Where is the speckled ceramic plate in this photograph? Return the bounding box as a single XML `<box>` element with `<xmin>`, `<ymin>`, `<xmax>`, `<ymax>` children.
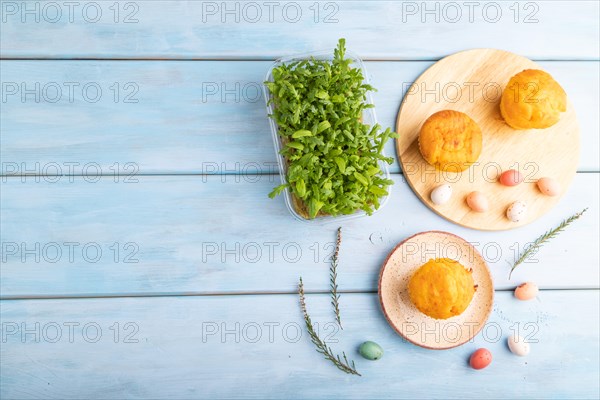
<box><xmin>378</xmin><ymin>231</ymin><xmax>494</xmax><ymax>350</ymax></box>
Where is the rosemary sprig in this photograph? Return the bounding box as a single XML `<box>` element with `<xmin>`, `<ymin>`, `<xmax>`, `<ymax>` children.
<box><xmin>330</xmin><ymin>227</ymin><xmax>343</xmax><ymax>329</ymax></box>
<box><xmin>509</xmin><ymin>208</ymin><xmax>588</xmax><ymax>278</ymax></box>
<box><xmin>298</xmin><ymin>278</ymin><xmax>361</xmax><ymax>376</ymax></box>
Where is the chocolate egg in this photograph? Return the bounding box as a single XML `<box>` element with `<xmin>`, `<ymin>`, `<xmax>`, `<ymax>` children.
<box><xmin>466</xmin><ymin>191</ymin><xmax>489</xmax><ymax>212</ymax></box>
<box><xmin>506</xmin><ymin>201</ymin><xmax>527</xmax><ymax>222</ymax></box>
<box><xmin>537</xmin><ymin>177</ymin><xmax>561</xmax><ymax>197</ymax></box>
<box><xmin>430</xmin><ymin>184</ymin><xmax>452</xmax><ymax>205</ymax></box>
<box><xmin>499</xmin><ymin>170</ymin><xmax>524</xmax><ymax>187</ymax></box>
<box><xmin>514</xmin><ymin>282</ymin><xmax>539</xmax><ymax>300</ymax></box>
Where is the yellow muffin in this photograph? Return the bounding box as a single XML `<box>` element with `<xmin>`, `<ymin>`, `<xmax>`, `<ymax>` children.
<box><xmin>500</xmin><ymin>69</ymin><xmax>567</xmax><ymax>130</ymax></box>
<box><xmin>418</xmin><ymin>110</ymin><xmax>482</xmax><ymax>172</ymax></box>
<box><xmin>408</xmin><ymin>258</ymin><xmax>476</xmax><ymax>320</ymax></box>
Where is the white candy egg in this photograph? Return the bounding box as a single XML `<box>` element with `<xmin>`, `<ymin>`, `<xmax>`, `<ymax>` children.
<box><xmin>430</xmin><ymin>184</ymin><xmax>452</xmax><ymax>205</ymax></box>
<box><xmin>506</xmin><ymin>201</ymin><xmax>527</xmax><ymax>222</ymax></box>
<box><xmin>508</xmin><ymin>334</ymin><xmax>530</xmax><ymax>356</ymax></box>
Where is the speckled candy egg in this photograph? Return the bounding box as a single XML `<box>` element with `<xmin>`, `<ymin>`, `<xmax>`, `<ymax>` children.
<box><xmin>508</xmin><ymin>334</ymin><xmax>530</xmax><ymax>356</ymax></box>
<box><xmin>537</xmin><ymin>177</ymin><xmax>561</xmax><ymax>197</ymax></box>
<box><xmin>470</xmin><ymin>348</ymin><xmax>492</xmax><ymax>370</ymax></box>
<box><xmin>499</xmin><ymin>169</ymin><xmax>524</xmax><ymax>187</ymax></box>
<box><xmin>359</xmin><ymin>341</ymin><xmax>383</xmax><ymax>361</ymax></box>
<box><xmin>430</xmin><ymin>184</ymin><xmax>452</xmax><ymax>205</ymax></box>
<box><xmin>466</xmin><ymin>191</ymin><xmax>489</xmax><ymax>212</ymax></box>
<box><xmin>506</xmin><ymin>201</ymin><xmax>527</xmax><ymax>222</ymax></box>
<box><xmin>514</xmin><ymin>282</ymin><xmax>539</xmax><ymax>300</ymax></box>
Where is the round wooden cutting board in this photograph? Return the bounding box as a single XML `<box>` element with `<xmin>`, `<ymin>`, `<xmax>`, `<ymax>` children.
<box><xmin>396</xmin><ymin>49</ymin><xmax>580</xmax><ymax>231</ymax></box>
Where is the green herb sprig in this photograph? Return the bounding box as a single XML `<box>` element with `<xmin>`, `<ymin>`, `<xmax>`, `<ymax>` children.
<box><xmin>509</xmin><ymin>208</ymin><xmax>588</xmax><ymax>278</ymax></box>
<box><xmin>298</xmin><ymin>278</ymin><xmax>361</xmax><ymax>376</ymax></box>
<box><xmin>266</xmin><ymin>38</ymin><xmax>398</xmax><ymax>219</ymax></box>
<box><xmin>330</xmin><ymin>227</ymin><xmax>343</xmax><ymax>328</ymax></box>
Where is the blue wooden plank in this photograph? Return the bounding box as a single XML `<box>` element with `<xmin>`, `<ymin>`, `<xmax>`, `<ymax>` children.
<box><xmin>1</xmin><ymin>61</ymin><xmax>598</xmax><ymax>174</ymax></box>
<box><xmin>1</xmin><ymin>1</ymin><xmax>598</xmax><ymax>60</ymax></box>
<box><xmin>1</xmin><ymin>2</ymin><xmax>597</xmax><ymax>398</ymax></box>
<box><xmin>1</xmin><ymin>290</ymin><xmax>598</xmax><ymax>399</ymax></box>
<box><xmin>1</xmin><ymin>174</ymin><xmax>597</xmax><ymax>297</ymax></box>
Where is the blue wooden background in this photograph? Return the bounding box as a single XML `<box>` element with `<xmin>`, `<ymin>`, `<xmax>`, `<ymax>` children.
<box><xmin>1</xmin><ymin>1</ymin><xmax>599</xmax><ymax>398</ymax></box>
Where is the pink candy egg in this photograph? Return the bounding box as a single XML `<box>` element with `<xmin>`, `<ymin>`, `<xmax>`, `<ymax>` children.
<box><xmin>470</xmin><ymin>348</ymin><xmax>492</xmax><ymax>370</ymax></box>
<box><xmin>499</xmin><ymin>169</ymin><xmax>524</xmax><ymax>187</ymax></box>
<box><xmin>466</xmin><ymin>191</ymin><xmax>489</xmax><ymax>212</ymax></box>
<box><xmin>537</xmin><ymin>177</ymin><xmax>561</xmax><ymax>196</ymax></box>
<box><xmin>514</xmin><ymin>282</ymin><xmax>539</xmax><ymax>301</ymax></box>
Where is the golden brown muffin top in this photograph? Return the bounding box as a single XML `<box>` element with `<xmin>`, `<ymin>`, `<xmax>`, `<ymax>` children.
<box><xmin>500</xmin><ymin>69</ymin><xmax>567</xmax><ymax>130</ymax></box>
<box><xmin>418</xmin><ymin>110</ymin><xmax>482</xmax><ymax>172</ymax></box>
<box><xmin>408</xmin><ymin>257</ymin><xmax>476</xmax><ymax>320</ymax></box>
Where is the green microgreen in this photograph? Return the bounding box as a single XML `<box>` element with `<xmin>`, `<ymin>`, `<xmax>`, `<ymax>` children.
<box><xmin>266</xmin><ymin>38</ymin><xmax>398</xmax><ymax>219</ymax></box>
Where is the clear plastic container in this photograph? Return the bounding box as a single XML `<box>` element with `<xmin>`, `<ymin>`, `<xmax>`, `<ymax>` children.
<box><xmin>263</xmin><ymin>49</ymin><xmax>392</xmax><ymax>223</ymax></box>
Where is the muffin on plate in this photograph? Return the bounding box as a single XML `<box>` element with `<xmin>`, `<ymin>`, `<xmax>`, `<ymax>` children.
<box><xmin>500</xmin><ymin>69</ymin><xmax>567</xmax><ymax>130</ymax></box>
<box><xmin>408</xmin><ymin>258</ymin><xmax>476</xmax><ymax>320</ymax></box>
<box><xmin>418</xmin><ymin>110</ymin><xmax>482</xmax><ymax>172</ymax></box>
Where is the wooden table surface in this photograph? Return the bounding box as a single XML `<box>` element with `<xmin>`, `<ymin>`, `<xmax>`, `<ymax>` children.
<box><xmin>1</xmin><ymin>1</ymin><xmax>599</xmax><ymax>398</ymax></box>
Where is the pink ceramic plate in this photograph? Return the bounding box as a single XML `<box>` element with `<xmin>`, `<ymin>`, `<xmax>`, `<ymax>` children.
<box><xmin>378</xmin><ymin>231</ymin><xmax>494</xmax><ymax>350</ymax></box>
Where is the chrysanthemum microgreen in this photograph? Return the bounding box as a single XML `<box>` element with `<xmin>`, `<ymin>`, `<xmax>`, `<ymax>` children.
<box><xmin>265</xmin><ymin>39</ymin><xmax>398</xmax><ymax>219</ymax></box>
